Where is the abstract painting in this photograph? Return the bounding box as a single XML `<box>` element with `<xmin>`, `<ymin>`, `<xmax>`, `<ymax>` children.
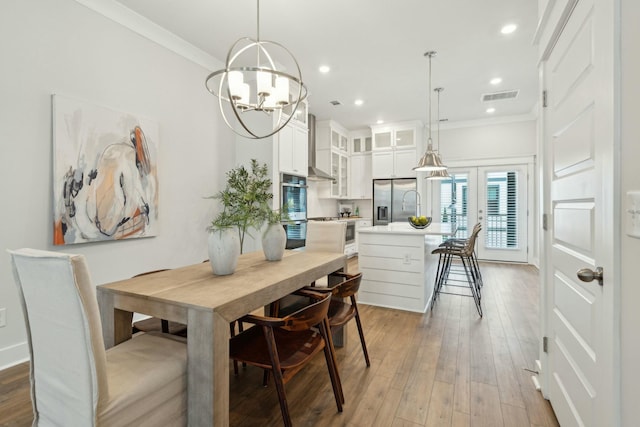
<box><xmin>52</xmin><ymin>95</ymin><xmax>159</xmax><ymax>245</ymax></box>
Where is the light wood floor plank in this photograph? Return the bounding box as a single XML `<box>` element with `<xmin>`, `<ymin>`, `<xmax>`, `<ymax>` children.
<box><xmin>501</xmin><ymin>403</ymin><xmax>531</xmax><ymax>427</ymax></box>
<box><xmin>470</xmin><ymin>381</ymin><xmax>504</xmax><ymax>427</ymax></box>
<box><xmin>425</xmin><ymin>380</ymin><xmax>455</xmax><ymax>427</ymax></box>
<box><xmin>452</xmin><ymin>410</ymin><xmax>471</xmax><ymax>427</ymax></box>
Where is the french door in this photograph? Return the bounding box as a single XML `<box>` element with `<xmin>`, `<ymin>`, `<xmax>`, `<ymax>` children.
<box><xmin>433</xmin><ymin>164</ymin><xmax>529</xmax><ymax>263</ymax></box>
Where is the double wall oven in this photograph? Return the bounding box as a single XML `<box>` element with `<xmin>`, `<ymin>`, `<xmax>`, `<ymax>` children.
<box><xmin>281</xmin><ymin>173</ymin><xmax>307</xmax><ymax>249</ymax></box>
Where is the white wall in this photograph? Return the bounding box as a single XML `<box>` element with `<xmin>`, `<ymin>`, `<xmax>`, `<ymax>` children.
<box><xmin>0</xmin><ymin>0</ymin><xmax>233</xmax><ymax>368</ymax></box>
<box><xmin>438</xmin><ymin>118</ymin><xmax>537</xmax><ymax>161</ymax></box>
<box><xmin>620</xmin><ymin>0</ymin><xmax>640</xmax><ymax>423</ymax></box>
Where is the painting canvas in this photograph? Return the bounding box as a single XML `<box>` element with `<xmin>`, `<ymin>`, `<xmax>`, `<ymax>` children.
<box><xmin>52</xmin><ymin>95</ymin><xmax>159</xmax><ymax>245</ymax></box>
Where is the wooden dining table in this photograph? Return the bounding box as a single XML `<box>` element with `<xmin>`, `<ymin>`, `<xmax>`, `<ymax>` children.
<box><xmin>97</xmin><ymin>249</ymin><xmax>347</xmax><ymax>426</ymax></box>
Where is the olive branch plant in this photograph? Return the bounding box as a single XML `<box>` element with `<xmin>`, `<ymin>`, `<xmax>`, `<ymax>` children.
<box><xmin>208</xmin><ymin>159</ymin><xmax>283</xmax><ymax>253</ymax></box>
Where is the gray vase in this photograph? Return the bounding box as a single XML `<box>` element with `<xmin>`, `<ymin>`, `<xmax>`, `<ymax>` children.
<box><xmin>262</xmin><ymin>224</ymin><xmax>286</xmax><ymax>261</ymax></box>
<box><xmin>208</xmin><ymin>228</ymin><xmax>240</xmax><ymax>275</ymax></box>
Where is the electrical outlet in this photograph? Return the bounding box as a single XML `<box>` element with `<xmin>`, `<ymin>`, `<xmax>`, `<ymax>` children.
<box><xmin>0</xmin><ymin>308</ymin><xmax>6</xmax><ymax>328</ymax></box>
<box><xmin>403</xmin><ymin>254</ymin><xmax>411</xmax><ymax>264</ymax></box>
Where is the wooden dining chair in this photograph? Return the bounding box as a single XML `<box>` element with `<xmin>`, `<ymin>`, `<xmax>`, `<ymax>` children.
<box><xmin>8</xmin><ymin>248</ymin><xmax>188</xmax><ymax>426</ymax></box>
<box><xmin>229</xmin><ymin>289</ymin><xmax>344</xmax><ymax>427</ymax></box>
<box><xmin>271</xmin><ymin>220</ymin><xmax>347</xmax><ymax>317</ymax></box>
<box><xmin>314</xmin><ymin>272</ymin><xmax>370</xmax><ymax>367</ymax></box>
<box><xmin>131</xmin><ymin>269</ymin><xmax>188</xmax><ymax>337</ymax></box>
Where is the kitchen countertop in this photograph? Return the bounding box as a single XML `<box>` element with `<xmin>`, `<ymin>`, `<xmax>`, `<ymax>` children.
<box><xmin>358</xmin><ymin>222</ymin><xmax>456</xmax><ymax>236</ymax></box>
<box><xmin>337</xmin><ymin>216</ymin><xmax>370</xmax><ymax>221</ymax></box>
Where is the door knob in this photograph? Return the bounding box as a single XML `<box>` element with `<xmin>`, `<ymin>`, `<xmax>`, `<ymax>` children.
<box><xmin>577</xmin><ymin>267</ymin><xmax>604</xmax><ymax>286</ymax></box>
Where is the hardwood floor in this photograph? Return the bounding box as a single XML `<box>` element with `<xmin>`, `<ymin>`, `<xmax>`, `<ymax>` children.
<box><xmin>0</xmin><ymin>259</ymin><xmax>558</xmax><ymax>427</ymax></box>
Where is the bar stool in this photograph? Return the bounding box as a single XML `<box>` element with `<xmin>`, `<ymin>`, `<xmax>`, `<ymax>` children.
<box><xmin>438</xmin><ymin>223</ymin><xmax>483</xmax><ymax>289</ymax></box>
<box><xmin>432</xmin><ymin>224</ymin><xmax>483</xmax><ymax>317</ymax></box>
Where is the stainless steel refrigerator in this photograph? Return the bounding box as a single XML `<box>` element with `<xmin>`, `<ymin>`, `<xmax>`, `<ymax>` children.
<box><xmin>373</xmin><ymin>178</ymin><xmax>417</xmax><ymax>225</ymax></box>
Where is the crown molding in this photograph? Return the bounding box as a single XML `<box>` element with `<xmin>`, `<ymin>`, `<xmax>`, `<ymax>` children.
<box><xmin>74</xmin><ymin>0</ymin><xmax>221</xmax><ymax>70</ymax></box>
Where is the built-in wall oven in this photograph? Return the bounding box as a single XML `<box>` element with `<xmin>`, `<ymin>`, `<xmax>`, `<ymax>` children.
<box><xmin>281</xmin><ymin>173</ymin><xmax>307</xmax><ymax>249</ymax></box>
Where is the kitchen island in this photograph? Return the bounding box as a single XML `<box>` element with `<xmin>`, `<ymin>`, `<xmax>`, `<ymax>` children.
<box><xmin>357</xmin><ymin>222</ymin><xmax>456</xmax><ymax>313</ymax></box>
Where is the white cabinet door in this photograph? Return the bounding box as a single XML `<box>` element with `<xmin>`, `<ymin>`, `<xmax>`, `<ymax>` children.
<box><xmin>278</xmin><ymin>125</ymin><xmax>294</xmax><ymax>174</ymax></box>
<box><xmin>372</xmin><ymin>151</ymin><xmax>394</xmax><ymax>178</ymax></box>
<box><xmin>362</xmin><ymin>153</ymin><xmax>372</xmax><ymax>198</ymax></box>
<box><xmin>350</xmin><ymin>154</ymin><xmax>372</xmax><ymax>199</ymax></box>
<box><xmin>372</xmin><ymin>129</ymin><xmax>392</xmax><ymax>150</ymax></box>
<box><xmin>279</xmin><ymin>125</ymin><xmax>307</xmax><ymax>176</ymax></box>
<box><xmin>394</xmin><ymin>149</ymin><xmax>417</xmax><ymax>178</ymax></box>
<box><xmin>292</xmin><ymin>126</ymin><xmax>308</xmax><ymax>176</ymax></box>
<box><xmin>372</xmin><ymin>149</ymin><xmax>416</xmax><ymax>178</ymax></box>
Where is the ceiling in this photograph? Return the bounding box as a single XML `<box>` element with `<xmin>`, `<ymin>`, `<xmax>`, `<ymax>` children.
<box><xmin>114</xmin><ymin>0</ymin><xmax>540</xmax><ymax>131</ymax></box>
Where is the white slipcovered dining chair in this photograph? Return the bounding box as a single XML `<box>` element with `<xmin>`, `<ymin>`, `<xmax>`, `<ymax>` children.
<box><xmin>8</xmin><ymin>248</ymin><xmax>187</xmax><ymax>426</ymax></box>
<box><xmin>305</xmin><ymin>221</ymin><xmax>346</xmax><ymax>254</ymax></box>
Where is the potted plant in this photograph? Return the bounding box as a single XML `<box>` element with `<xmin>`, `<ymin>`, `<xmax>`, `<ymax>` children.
<box><xmin>207</xmin><ymin>210</ymin><xmax>241</xmax><ymax>275</ymax></box>
<box><xmin>207</xmin><ymin>159</ymin><xmax>275</xmax><ymax>274</ymax></box>
<box><xmin>261</xmin><ymin>207</ymin><xmax>287</xmax><ymax>261</ymax></box>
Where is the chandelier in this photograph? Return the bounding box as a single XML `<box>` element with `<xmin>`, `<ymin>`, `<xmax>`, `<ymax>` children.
<box><xmin>427</xmin><ymin>87</ymin><xmax>451</xmax><ymax>180</ymax></box>
<box><xmin>205</xmin><ymin>0</ymin><xmax>307</xmax><ymax>139</ymax></box>
<box><xmin>414</xmin><ymin>51</ymin><xmax>447</xmax><ymax>172</ymax></box>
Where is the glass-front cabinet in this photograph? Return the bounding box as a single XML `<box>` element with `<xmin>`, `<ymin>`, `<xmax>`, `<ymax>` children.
<box><xmin>371</xmin><ymin>121</ymin><xmax>423</xmax><ymax>178</ymax></box>
<box><xmin>281</xmin><ymin>98</ymin><xmax>308</xmax><ymax>128</ymax></box>
<box><xmin>316</xmin><ymin>120</ymin><xmax>350</xmax><ymax>199</ymax></box>
<box><xmin>328</xmin><ymin>151</ymin><xmax>348</xmax><ymax>198</ymax></box>
<box><xmin>351</xmin><ymin>135</ymin><xmax>372</xmax><ymax>154</ymax></box>
<box><xmin>372</xmin><ymin>125</ymin><xmax>417</xmax><ymax>150</ymax></box>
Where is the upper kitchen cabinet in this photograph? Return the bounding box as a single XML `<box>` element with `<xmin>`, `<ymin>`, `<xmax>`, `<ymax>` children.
<box><xmin>349</xmin><ymin>129</ymin><xmax>373</xmax><ymax>199</ymax></box>
<box><xmin>281</xmin><ymin>98</ymin><xmax>308</xmax><ymax>129</ymax></box>
<box><xmin>371</xmin><ymin>121</ymin><xmax>423</xmax><ymax>178</ymax></box>
<box><xmin>278</xmin><ymin>124</ymin><xmax>308</xmax><ymax>176</ymax></box>
<box><xmin>316</xmin><ymin>120</ymin><xmax>349</xmax><ymax>198</ymax></box>
<box><xmin>351</xmin><ymin>131</ymin><xmax>372</xmax><ymax>154</ymax></box>
<box><xmin>350</xmin><ymin>154</ymin><xmax>372</xmax><ymax>199</ymax></box>
<box><xmin>316</xmin><ymin>120</ymin><xmax>349</xmax><ymax>152</ymax></box>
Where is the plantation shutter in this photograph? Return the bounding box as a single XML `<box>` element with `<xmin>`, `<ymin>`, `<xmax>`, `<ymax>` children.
<box><xmin>484</xmin><ymin>171</ymin><xmax>518</xmax><ymax>249</ymax></box>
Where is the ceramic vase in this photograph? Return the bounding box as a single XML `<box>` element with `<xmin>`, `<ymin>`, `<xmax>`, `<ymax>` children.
<box><xmin>208</xmin><ymin>228</ymin><xmax>240</xmax><ymax>275</ymax></box>
<box><xmin>262</xmin><ymin>223</ymin><xmax>286</xmax><ymax>261</ymax></box>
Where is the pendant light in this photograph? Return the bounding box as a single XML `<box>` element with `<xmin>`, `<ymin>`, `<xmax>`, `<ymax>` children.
<box><xmin>414</xmin><ymin>51</ymin><xmax>447</xmax><ymax>172</ymax></box>
<box><xmin>205</xmin><ymin>0</ymin><xmax>307</xmax><ymax>139</ymax></box>
<box><xmin>428</xmin><ymin>87</ymin><xmax>451</xmax><ymax>180</ymax></box>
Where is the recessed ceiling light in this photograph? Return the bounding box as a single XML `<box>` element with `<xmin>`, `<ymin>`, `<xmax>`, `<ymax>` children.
<box><xmin>490</xmin><ymin>77</ymin><xmax>502</xmax><ymax>85</ymax></box>
<box><xmin>376</xmin><ymin>119</ymin><xmax>384</xmax><ymax>124</ymax></box>
<box><xmin>486</xmin><ymin>107</ymin><xmax>496</xmax><ymax>114</ymax></box>
<box><xmin>501</xmin><ymin>24</ymin><xmax>517</xmax><ymax>34</ymax></box>
<box><xmin>354</xmin><ymin>99</ymin><xmax>364</xmax><ymax>106</ymax></box>
<box><xmin>319</xmin><ymin>65</ymin><xmax>330</xmax><ymax>73</ymax></box>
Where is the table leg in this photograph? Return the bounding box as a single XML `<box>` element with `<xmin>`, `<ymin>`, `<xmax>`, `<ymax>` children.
<box><xmin>187</xmin><ymin>309</ymin><xmax>230</xmax><ymax>426</ymax></box>
<box><xmin>97</xmin><ymin>290</ymin><xmax>132</xmax><ymax>348</ymax></box>
<box><xmin>328</xmin><ymin>267</ymin><xmax>348</xmax><ymax>347</ymax></box>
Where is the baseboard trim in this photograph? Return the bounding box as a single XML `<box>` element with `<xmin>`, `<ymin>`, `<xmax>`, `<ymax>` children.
<box><xmin>0</xmin><ymin>342</ymin><xmax>29</xmax><ymax>371</ymax></box>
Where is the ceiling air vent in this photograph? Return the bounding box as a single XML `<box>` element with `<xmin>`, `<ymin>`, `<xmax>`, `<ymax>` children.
<box><xmin>329</xmin><ymin>100</ymin><xmax>341</xmax><ymax>106</ymax></box>
<box><xmin>481</xmin><ymin>90</ymin><xmax>519</xmax><ymax>102</ymax></box>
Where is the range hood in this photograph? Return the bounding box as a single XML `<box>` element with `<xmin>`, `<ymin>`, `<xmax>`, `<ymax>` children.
<box><xmin>307</xmin><ymin>114</ymin><xmax>335</xmax><ymax>181</ymax></box>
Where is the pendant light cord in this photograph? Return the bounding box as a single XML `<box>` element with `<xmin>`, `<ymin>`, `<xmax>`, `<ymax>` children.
<box><xmin>436</xmin><ymin>87</ymin><xmax>441</xmax><ymax>152</ymax></box>
<box><xmin>256</xmin><ymin>0</ymin><xmax>260</xmax><ymax>42</ymax></box>
<box><xmin>424</xmin><ymin>51</ymin><xmax>436</xmax><ymax>151</ymax></box>
<box><xmin>428</xmin><ymin>53</ymin><xmax>432</xmax><ymax>148</ymax></box>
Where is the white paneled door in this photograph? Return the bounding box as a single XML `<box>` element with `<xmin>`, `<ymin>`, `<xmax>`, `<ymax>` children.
<box><xmin>433</xmin><ymin>164</ymin><xmax>528</xmax><ymax>263</ymax></box>
<box><xmin>542</xmin><ymin>0</ymin><xmax>616</xmax><ymax>425</ymax></box>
